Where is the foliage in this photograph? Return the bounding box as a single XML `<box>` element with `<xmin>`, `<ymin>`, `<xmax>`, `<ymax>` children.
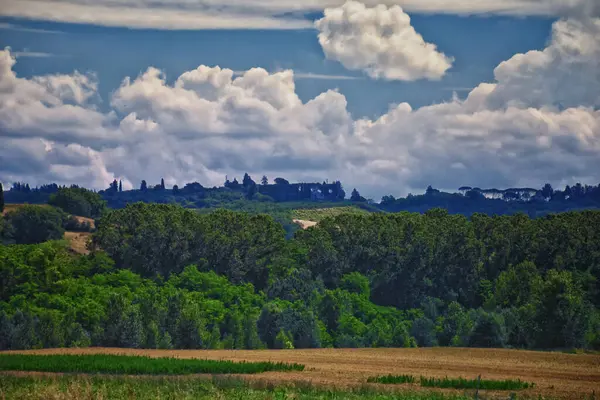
<box><xmin>1</xmin><ymin>203</ymin><xmax>599</xmax><ymax>351</ymax></box>
<box><xmin>419</xmin><ymin>376</ymin><xmax>534</xmax><ymax>390</ymax></box>
<box><xmin>0</xmin><ymin>375</ymin><xmax>478</xmax><ymax>400</ymax></box>
<box><xmin>0</xmin><ymin>354</ymin><xmax>304</xmax><ymax>374</ymax></box>
<box><xmin>367</xmin><ymin>374</ymin><xmax>416</xmax><ymax>384</ymax></box>
<box><xmin>0</xmin><ymin>183</ymin><xmax>4</xmax><ymax>213</ymax></box>
<box><xmin>2</xmin><ymin>205</ymin><xmax>66</xmax><ymax>244</ymax></box>
<box><xmin>48</xmin><ymin>187</ymin><xmax>106</xmax><ymax>218</ymax></box>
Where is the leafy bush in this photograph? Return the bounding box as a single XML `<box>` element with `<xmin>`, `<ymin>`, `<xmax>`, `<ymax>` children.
<box><xmin>49</xmin><ymin>187</ymin><xmax>106</xmax><ymax>218</ymax></box>
<box><xmin>2</xmin><ymin>205</ymin><xmax>65</xmax><ymax>244</ymax></box>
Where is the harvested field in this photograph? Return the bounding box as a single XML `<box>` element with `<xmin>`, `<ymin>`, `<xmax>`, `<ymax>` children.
<box><xmin>3</xmin><ymin>347</ymin><xmax>599</xmax><ymax>399</ymax></box>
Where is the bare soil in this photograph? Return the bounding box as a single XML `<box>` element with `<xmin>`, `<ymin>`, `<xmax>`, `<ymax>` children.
<box><xmin>3</xmin><ymin>347</ymin><xmax>599</xmax><ymax>399</ymax></box>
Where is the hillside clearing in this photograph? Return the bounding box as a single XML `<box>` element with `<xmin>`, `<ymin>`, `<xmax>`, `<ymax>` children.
<box><xmin>63</xmin><ymin>232</ymin><xmax>92</xmax><ymax>255</ymax></box>
<box><xmin>292</xmin><ymin>219</ymin><xmax>318</xmax><ymax>229</ymax></box>
<box><xmin>3</xmin><ymin>347</ymin><xmax>598</xmax><ymax>399</ymax></box>
<box><xmin>291</xmin><ymin>206</ymin><xmax>370</xmax><ymax>222</ymax></box>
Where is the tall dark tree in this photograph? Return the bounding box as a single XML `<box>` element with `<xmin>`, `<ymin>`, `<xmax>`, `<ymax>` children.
<box><xmin>541</xmin><ymin>183</ymin><xmax>553</xmax><ymax>199</ymax></box>
<box><xmin>140</xmin><ymin>180</ymin><xmax>147</xmax><ymax>191</ymax></box>
<box><xmin>160</xmin><ymin>178</ymin><xmax>165</xmax><ymax>190</ymax></box>
<box><xmin>246</xmin><ymin>183</ymin><xmax>258</xmax><ymax>200</ymax></box>
<box><xmin>242</xmin><ymin>173</ymin><xmax>254</xmax><ymax>188</ymax></box>
<box><xmin>261</xmin><ymin>175</ymin><xmax>268</xmax><ymax>186</ymax></box>
<box><xmin>0</xmin><ymin>182</ymin><xmax>4</xmax><ymax>213</ymax></box>
<box><xmin>119</xmin><ymin>180</ymin><xmax>123</xmax><ymax>193</ymax></box>
<box><xmin>110</xmin><ymin>179</ymin><xmax>118</xmax><ymax>192</ymax></box>
<box><xmin>350</xmin><ymin>188</ymin><xmax>363</xmax><ymax>202</ymax></box>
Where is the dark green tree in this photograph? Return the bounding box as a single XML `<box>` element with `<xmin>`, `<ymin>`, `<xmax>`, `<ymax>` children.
<box><xmin>261</xmin><ymin>175</ymin><xmax>268</xmax><ymax>185</ymax></box>
<box><xmin>541</xmin><ymin>183</ymin><xmax>553</xmax><ymax>199</ymax></box>
<box><xmin>0</xmin><ymin>182</ymin><xmax>4</xmax><ymax>213</ymax></box>
<box><xmin>48</xmin><ymin>187</ymin><xmax>106</xmax><ymax>218</ymax></box>
<box><xmin>4</xmin><ymin>205</ymin><xmax>65</xmax><ymax>244</ymax></box>
<box><xmin>350</xmin><ymin>188</ymin><xmax>364</xmax><ymax>202</ymax></box>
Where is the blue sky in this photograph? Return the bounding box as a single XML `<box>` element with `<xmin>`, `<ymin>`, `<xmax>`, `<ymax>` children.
<box><xmin>0</xmin><ymin>1</ymin><xmax>598</xmax><ymax>199</ymax></box>
<box><xmin>1</xmin><ymin>15</ymin><xmax>553</xmax><ymax>118</ymax></box>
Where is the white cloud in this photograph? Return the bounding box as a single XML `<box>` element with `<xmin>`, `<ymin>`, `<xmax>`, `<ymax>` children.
<box><xmin>315</xmin><ymin>1</ymin><xmax>453</xmax><ymax>81</ymax></box>
<box><xmin>0</xmin><ymin>22</ymin><xmax>64</xmax><ymax>34</ymax></box>
<box><xmin>0</xmin><ymin>17</ymin><xmax>599</xmax><ymax>198</ymax></box>
<box><xmin>1</xmin><ymin>0</ymin><xmax>599</xmax><ymax>30</ymax></box>
<box><xmin>485</xmin><ymin>18</ymin><xmax>600</xmax><ymax>109</ymax></box>
<box><xmin>0</xmin><ymin>0</ymin><xmax>312</xmax><ymax>30</ymax></box>
<box><xmin>233</xmin><ymin>71</ymin><xmax>362</xmax><ymax>80</ymax></box>
<box><xmin>13</xmin><ymin>51</ymin><xmax>57</xmax><ymax>58</ymax></box>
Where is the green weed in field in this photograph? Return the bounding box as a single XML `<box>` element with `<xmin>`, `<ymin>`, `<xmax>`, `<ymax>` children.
<box><xmin>0</xmin><ymin>374</ymin><xmax>481</xmax><ymax>400</ymax></box>
<box><xmin>0</xmin><ymin>354</ymin><xmax>304</xmax><ymax>375</ymax></box>
<box><xmin>419</xmin><ymin>376</ymin><xmax>534</xmax><ymax>390</ymax></box>
<box><xmin>367</xmin><ymin>374</ymin><xmax>416</xmax><ymax>384</ymax></box>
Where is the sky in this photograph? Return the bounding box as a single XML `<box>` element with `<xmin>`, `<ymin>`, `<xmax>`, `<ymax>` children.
<box><xmin>0</xmin><ymin>0</ymin><xmax>599</xmax><ymax>199</ymax></box>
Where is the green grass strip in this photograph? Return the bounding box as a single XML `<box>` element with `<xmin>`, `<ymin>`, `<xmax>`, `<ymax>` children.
<box><xmin>367</xmin><ymin>375</ymin><xmax>534</xmax><ymax>390</ymax></box>
<box><xmin>367</xmin><ymin>374</ymin><xmax>416</xmax><ymax>384</ymax></box>
<box><xmin>419</xmin><ymin>376</ymin><xmax>534</xmax><ymax>390</ymax></box>
<box><xmin>0</xmin><ymin>354</ymin><xmax>304</xmax><ymax>375</ymax></box>
<box><xmin>0</xmin><ymin>374</ymin><xmax>484</xmax><ymax>400</ymax></box>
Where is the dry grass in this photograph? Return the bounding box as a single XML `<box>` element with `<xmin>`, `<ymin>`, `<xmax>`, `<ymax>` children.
<box><xmin>292</xmin><ymin>219</ymin><xmax>318</xmax><ymax>229</ymax></box>
<box><xmin>71</xmin><ymin>215</ymin><xmax>95</xmax><ymax>229</ymax></box>
<box><xmin>3</xmin><ymin>347</ymin><xmax>599</xmax><ymax>399</ymax></box>
<box><xmin>63</xmin><ymin>232</ymin><xmax>92</xmax><ymax>255</ymax></box>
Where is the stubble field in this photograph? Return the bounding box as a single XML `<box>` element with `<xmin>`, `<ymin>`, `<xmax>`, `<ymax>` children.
<box><xmin>2</xmin><ymin>347</ymin><xmax>598</xmax><ymax>399</ymax></box>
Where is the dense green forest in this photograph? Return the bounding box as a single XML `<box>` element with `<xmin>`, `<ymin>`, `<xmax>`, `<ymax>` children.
<box><xmin>1</xmin><ymin>194</ymin><xmax>599</xmax><ymax>351</ymax></box>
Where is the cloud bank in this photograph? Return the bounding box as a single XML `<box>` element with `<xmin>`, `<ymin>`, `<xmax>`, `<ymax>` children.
<box><xmin>1</xmin><ymin>15</ymin><xmax>599</xmax><ymax>198</ymax></box>
<box><xmin>1</xmin><ymin>0</ymin><xmax>599</xmax><ymax>30</ymax></box>
<box><xmin>315</xmin><ymin>1</ymin><xmax>453</xmax><ymax>81</ymax></box>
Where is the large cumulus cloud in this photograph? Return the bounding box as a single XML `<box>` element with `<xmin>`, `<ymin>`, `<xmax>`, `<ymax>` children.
<box><xmin>1</xmin><ymin>14</ymin><xmax>600</xmax><ymax>198</ymax></box>
<box><xmin>315</xmin><ymin>1</ymin><xmax>453</xmax><ymax>81</ymax></box>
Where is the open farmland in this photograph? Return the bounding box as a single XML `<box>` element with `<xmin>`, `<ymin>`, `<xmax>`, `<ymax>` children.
<box><xmin>3</xmin><ymin>347</ymin><xmax>598</xmax><ymax>399</ymax></box>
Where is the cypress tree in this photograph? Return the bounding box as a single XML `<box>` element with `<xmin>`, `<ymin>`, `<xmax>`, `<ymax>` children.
<box><xmin>0</xmin><ymin>182</ymin><xmax>4</xmax><ymax>213</ymax></box>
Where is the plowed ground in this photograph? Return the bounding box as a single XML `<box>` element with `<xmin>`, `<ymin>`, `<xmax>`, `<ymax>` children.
<box><xmin>2</xmin><ymin>347</ymin><xmax>599</xmax><ymax>399</ymax></box>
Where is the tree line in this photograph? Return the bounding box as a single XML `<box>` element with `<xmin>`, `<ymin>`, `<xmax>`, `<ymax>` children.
<box><xmin>1</xmin><ymin>202</ymin><xmax>599</xmax><ymax>351</ymax></box>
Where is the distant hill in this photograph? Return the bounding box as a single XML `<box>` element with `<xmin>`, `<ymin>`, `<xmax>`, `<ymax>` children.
<box><xmin>4</xmin><ymin>179</ymin><xmax>600</xmax><ymax>219</ymax></box>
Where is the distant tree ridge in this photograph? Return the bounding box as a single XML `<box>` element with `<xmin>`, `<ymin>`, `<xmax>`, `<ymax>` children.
<box><xmin>4</xmin><ymin>177</ymin><xmax>600</xmax><ymax>217</ymax></box>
